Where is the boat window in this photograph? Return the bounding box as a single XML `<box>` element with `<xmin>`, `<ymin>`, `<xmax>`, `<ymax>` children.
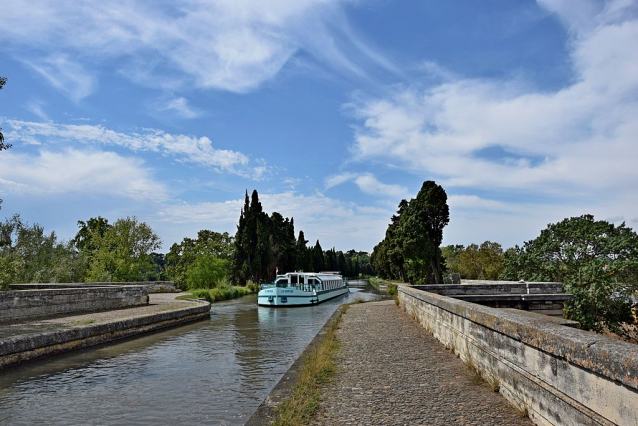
<box><xmin>291</xmin><ymin>275</ymin><xmax>298</xmax><ymax>284</ymax></box>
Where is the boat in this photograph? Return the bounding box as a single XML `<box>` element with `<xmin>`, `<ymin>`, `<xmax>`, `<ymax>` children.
<box><xmin>257</xmin><ymin>272</ymin><xmax>349</xmax><ymax>306</ymax></box>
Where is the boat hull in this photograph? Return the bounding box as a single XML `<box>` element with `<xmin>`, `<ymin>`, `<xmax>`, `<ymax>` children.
<box><xmin>257</xmin><ymin>285</ymin><xmax>349</xmax><ymax>307</ymax></box>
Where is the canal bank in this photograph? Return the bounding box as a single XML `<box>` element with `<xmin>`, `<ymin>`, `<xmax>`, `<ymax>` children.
<box><xmin>0</xmin><ymin>293</ymin><xmax>210</xmax><ymax>369</ymax></box>
<box><xmin>0</xmin><ymin>285</ymin><xmax>381</xmax><ymax>425</ymax></box>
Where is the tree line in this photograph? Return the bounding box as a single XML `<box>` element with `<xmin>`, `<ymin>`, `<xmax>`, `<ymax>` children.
<box><xmin>371</xmin><ymin>181</ymin><xmax>638</xmax><ymax>336</ymax></box>
<box><xmin>0</xmin><ymin>190</ymin><xmax>373</xmax><ymax>290</ymax></box>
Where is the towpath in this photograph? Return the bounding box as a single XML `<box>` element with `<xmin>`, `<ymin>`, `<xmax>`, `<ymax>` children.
<box><xmin>312</xmin><ymin>300</ymin><xmax>531</xmax><ymax>426</ymax></box>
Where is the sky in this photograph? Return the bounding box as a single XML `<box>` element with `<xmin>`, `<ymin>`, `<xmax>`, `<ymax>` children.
<box><xmin>1</xmin><ymin>0</ymin><xmax>637</xmax><ymax>253</ymax></box>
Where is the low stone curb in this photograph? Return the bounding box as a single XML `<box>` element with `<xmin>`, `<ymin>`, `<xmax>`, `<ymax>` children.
<box><xmin>245</xmin><ymin>306</ymin><xmax>345</xmax><ymax>426</ymax></box>
<box><xmin>0</xmin><ymin>299</ymin><xmax>210</xmax><ymax>370</ymax></box>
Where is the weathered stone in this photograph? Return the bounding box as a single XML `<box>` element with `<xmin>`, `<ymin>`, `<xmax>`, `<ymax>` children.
<box><xmin>399</xmin><ymin>285</ymin><xmax>638</xmax><ymax>425</ymax></box>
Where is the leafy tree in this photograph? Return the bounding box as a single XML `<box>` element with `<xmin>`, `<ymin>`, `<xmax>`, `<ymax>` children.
<box><xmin>85</xmin><ymin>216</ymin><xmax>161</xmax><ymax>282</ymax></box>
<box><xmin>0</xmin><ymin>77</ymin><xmax>10</xmax><ymax>152</ymax></box>
<box><xmin>73</xmin><ymin>216</ymin><xmax>111</xmax><ymax>252</ymax></box>
<box><xmin>501</xmin><ymin>215</ymin><xmax>638</xmax><ymax>333</ymax></box>
<box><xmin>166</xmin><ymin>229</ymin><xmax>234</xmax><ymax>289</ymax></box>
<box><xmin>186</xmin><ymin>255</ymin><xmax>230</xmax><ymax>289</ymax></box>
<box><xmin>0</xmin><ymin>214</ymin><xmax>85</xmax><ymax>288</ymax></box>
<box><xmin>372</xmin><ymin>181</ymin><xmax>449</xmax><ymax>283</ymax></box>
<box><xmin>441</xmin><ymin>244</ymin><xmax>464</xmax><ymax>273</ymax></box>
<box><xmin>458</xmin><ymin>241</ymin><xmax>504</xmax><ymax>280</ymax></box>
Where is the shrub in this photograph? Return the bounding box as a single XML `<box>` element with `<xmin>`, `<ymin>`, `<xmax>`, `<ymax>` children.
<box><xmin>387</xmin><ymin>283</ymin><xmax>398</xmax><ymax>296</ymax></box>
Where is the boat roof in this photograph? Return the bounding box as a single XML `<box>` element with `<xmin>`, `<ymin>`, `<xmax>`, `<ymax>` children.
<box><xmin>276</xmin><ymin>272</ymin><xmax>343</xmax><ymax>280</ymax></box>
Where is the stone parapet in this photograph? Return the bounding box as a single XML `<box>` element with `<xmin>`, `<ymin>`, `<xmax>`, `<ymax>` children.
<box><xmin>0</xmin><ymin>285</ymin><xmax>148</xmax><ymax>322</ymax></box>
<box><xmin>9</xmin><ymin>281</ymin><xmax>178</xmax><ymax>293</ymax></box>
<box><xmin>398</xmin><ymin>285</ymin><xmax>638</xmax><ymax>426</ymax></box>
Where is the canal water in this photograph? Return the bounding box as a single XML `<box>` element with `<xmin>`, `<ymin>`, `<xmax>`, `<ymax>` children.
<box><xmin>0</xmin><ymin>283</ymin><xmax>381</xmax><ymax>425</ymax></box>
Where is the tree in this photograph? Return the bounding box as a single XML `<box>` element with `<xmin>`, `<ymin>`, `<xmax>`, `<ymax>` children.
<box><xmin>85</xmin><ymin>216</ymin><xmax>161</xmax><ymax>282</ymax></box>
<box><xmin>441</xmin><ymin>244</ymin><xmax>464</xmax><ymax>273</ymax></box>
<box><xmin>372</xmin><ymin>181</ymin><xmax>449</xmax><ymax>284</ymax></box>
<box><xmin>457</xmin><ymin>241</ymin><xmax>504</xmax><ymax>280</ymax></box>
<box><xmin>0</xmin><ymin>214</ymin><xmax>85</xmax><ymax>288</ymax></box>
<box><xmin>73</xmin><ymin>216</ymin><xmax>111</xmax><ymax>252</ymax></box>
<box><xmin>186</xmin><ymin>255</ymin><xmax>229</xmax><ymax>289</ymax></box>
<box><xmin>0</xmin><ymin>77</ymin><xmax>10</xmax><ymax>152</ymax></box>
<box><xmin>165</xmin><ymin>230</ymin><xmax>234</xmax><ymax>289</ymax></box>
<box><xmin>501</xmin><ymin>214</ymin><xmax>638</xmax><ymax>334</ymax></box>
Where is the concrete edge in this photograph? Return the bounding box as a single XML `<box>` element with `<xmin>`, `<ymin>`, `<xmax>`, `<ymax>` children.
<box><xmin>0</xmin><ymin>299</ymin><xmax>211</xmax><ymax>370</ymax></box>
<box><xmin>245</xmin><ymin>306</ymin><xmax>345</xmax><ymax>426</ymax></box>
<box><xmin>399</xmin><ymin>285</ymin><xmax>638</xmax><ymax>390</ymax></box>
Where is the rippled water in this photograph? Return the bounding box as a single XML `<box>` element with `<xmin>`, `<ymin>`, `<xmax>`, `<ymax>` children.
<box><xmin>0</xmin><ymin>284</ymin><xmax>381</xmax><ymax>426</ymax></box>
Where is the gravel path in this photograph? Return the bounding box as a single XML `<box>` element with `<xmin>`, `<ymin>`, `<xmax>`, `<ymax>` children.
<box><xmin>312</xmin><ymin>300</ymin><xmax>532</xmax><ymax>426</ymax></box>
<box><xmin>0</xmin><ymin>293</ymin><xmax>197</xmax><ymax>338</ymax></box>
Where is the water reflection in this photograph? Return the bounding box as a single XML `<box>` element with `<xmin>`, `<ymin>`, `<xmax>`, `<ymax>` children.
<box><xmin>0</xmin><ymin>286</ymin><xmax>381</xmax><ymax>426</ymax></box>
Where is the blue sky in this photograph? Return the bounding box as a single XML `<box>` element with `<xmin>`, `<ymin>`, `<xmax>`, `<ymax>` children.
<box><xmin>1</xmin><ymin>0</ymin><xmax>637</xmax><ymax>252</ymax></box>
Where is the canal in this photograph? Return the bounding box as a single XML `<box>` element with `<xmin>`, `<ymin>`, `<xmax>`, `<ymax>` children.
<box><xmin>0</xmin><ymin>283</ymin><xmax>382</xmax><ymax>425</ymax></box>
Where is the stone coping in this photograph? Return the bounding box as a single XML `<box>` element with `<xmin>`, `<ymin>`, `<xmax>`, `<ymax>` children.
<box><xmin>399</xmin><ymin>285</ymin><xmax>638</xmax><ymax>390</ymax></box>
<box><xmin>414</xmin><ymin>282</ymin><xmax>564</xmax><ymax>295</ymax></box>
<box><xmin>453</xmin><ymin>294</ymin><xmax>573</xmax><ymax>302</ymax></box>
<box><xmin>9</xmin><ymin>281</ymin><xmax>174</xmax><ymax>290</ymax></box>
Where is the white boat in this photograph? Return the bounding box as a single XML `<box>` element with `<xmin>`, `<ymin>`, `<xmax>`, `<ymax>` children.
<box><xmin>257</xmin><ymin>272</ymin><xmax>349</xmax><ymax>306</ymax></box>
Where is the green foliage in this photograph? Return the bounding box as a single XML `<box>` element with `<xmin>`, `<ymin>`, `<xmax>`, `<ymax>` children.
<box><xmin>386</xmin><ymin>283</ymin><xmax>398</xmax><ymax>296</ymax></box>
<box><xmin>501</xmin><ymin>214</ymin><xmax>638</xmax><ymax>333</ymax></box>
<box><xmin>84</xmin><ymin>216</ymin><xmax>161</xmax><ymax>282</ymax></box>
<box><xmin>166</xmin><ymin>230</ymin><xmax>233</xmax><ymax>289</ymax></box>
<box><xmin>188</xmin><ymin>282</ymin><xmax>257</xmax><ymax>302</ymax></box>
<box><xmin>0</xmin><ymin>214</ymin><xmax>86</xmax><ymax>288</ymax></box>
<box><xmin>0</xmin><ymin>77</ymin><xmax>10</xmax><ymax>152</ymax></box>
<box><xmin>457</xmin><ymin>241</ymin><xmax>505</xmax><ymax>280</ymax></box>
<box><xmin>372</xmin><ymin>181</ymin><xmax>449</xmax><ymax>284</ymax></box>
<box><xmin>185</xmin><ymin>255</ymin><xmax>229</xmax><ymax>290</ymax></box>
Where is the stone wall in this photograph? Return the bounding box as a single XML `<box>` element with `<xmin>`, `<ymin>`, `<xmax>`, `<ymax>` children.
<box><xmin>413</xmin><ymin>281</ymin><xmax>570</xmax><ymax>317</ymax></box>
<box><xmin>398</xmin><ymin>285</ymin><xmax>638</xmax><ymax>426</ymax></box>
<box><xmin>9</xmin><ymin>281</ymin><xmax>178</xmax><ymax>293</ymax></box>
<box><xmin>0</xmin><ymin>286</ymin><xmax>148</xmax><ymax>322</ymax></box>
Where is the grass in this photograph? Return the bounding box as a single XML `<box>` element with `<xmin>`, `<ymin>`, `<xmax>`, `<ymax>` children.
<box><xmin>368</xmin><ymin>276</ymin><xmax>383</xmax><ymax>290</ymax></box>
<box><xmin>72</xmin><ymin>319</ymin><xmax>96</xmax><ymax>326</ymax></box>
<box><xmin>271</xmin><ymin>307</ymin><xmax>345</xmax><ymax>425</ymax></box>
<box><xmin>177</xmin><ymin>284</ymin><xmax>258</xmax><ymax>303</ymax></box>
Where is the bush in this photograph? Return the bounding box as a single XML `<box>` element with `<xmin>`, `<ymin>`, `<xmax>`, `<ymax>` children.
<box><xmin>186</xmin><ymin>255</ymin><xmax>229</xmax><ymax>290</ymax></box>
<box><xmin>188</xmin><ymin>283</ymin><xmax>259</xmax><ymax>303</ymax></box>
<box><xmin>387</xmin><ymin>283</ymin><xmax>398</xmax><ymax>296</ymax></box>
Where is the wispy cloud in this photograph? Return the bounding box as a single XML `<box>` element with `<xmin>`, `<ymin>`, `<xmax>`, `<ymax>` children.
<box><xmin>2</xmin><ymin>0</ymin><xmax>396</xmax><ymax>94</ymax></box>
<box><xmin>23</xmin><ymin>54</ymin><xmax>96</xmax><ymax>101</ymax></box>
<box><xmin>155</xmin><ymin>96</ymin><xmax>203</xmax><ymax>119</ymax></box>
<box><xmin>24</xmin><ymin>99</ymin><xmax>49</xmax><ymax>122</ymax></box>
<box><xmin>0</xmin><ymin>148</ymin><xmax>167</xmax><ymax>201</ymax></box>
<box><xmin>3</xmin><ymin>119</ymin><xmax>257</xmax><ymax>175</ymax></box>
<box><xmin>325</xmin><ymin>172</ymin><xmax>409</xmax><ymax>198</ymax></box>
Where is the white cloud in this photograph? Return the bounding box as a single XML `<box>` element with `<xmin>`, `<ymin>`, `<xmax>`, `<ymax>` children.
<box><xmin>156</xmin><ymin>97</ymin><xmax>203</xmax><ymax>119</ymax></box>
<box><xmin>348</xmin><ymin>1</ymin><xmax>638</xmax><ymax>221</ymax></box>
<box><xmin>3</xmin><ymin>119</ymin><xmax>253</xmax><ymax>174</ymax></box>
<box><xmin>1</xmin><ymin>0</ymin><xmax>394</xmax><ymax>93</ymax></box>
<box><xmin>325</xmin><ymin>172</ymin><xmax>409</xmax><ymax>198</ymax></box>
<box><xmin>0</xmin><ymin>149</ymin><xmax>167</xmax><ymax>201</ymax></box>
<box><xmin>23</xmin><ymin>54</ymin><xmax>96</xmax><ymax>101</ymax></box>
<box><xmin>24</xmin><ymin>99</ymin><xmax>49</xmax><ymax>121</ymax></box>
<box><xmin>325</xmin><ymin>172</ymin><xmax>359</xmax><ymax>189</ymax></box>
